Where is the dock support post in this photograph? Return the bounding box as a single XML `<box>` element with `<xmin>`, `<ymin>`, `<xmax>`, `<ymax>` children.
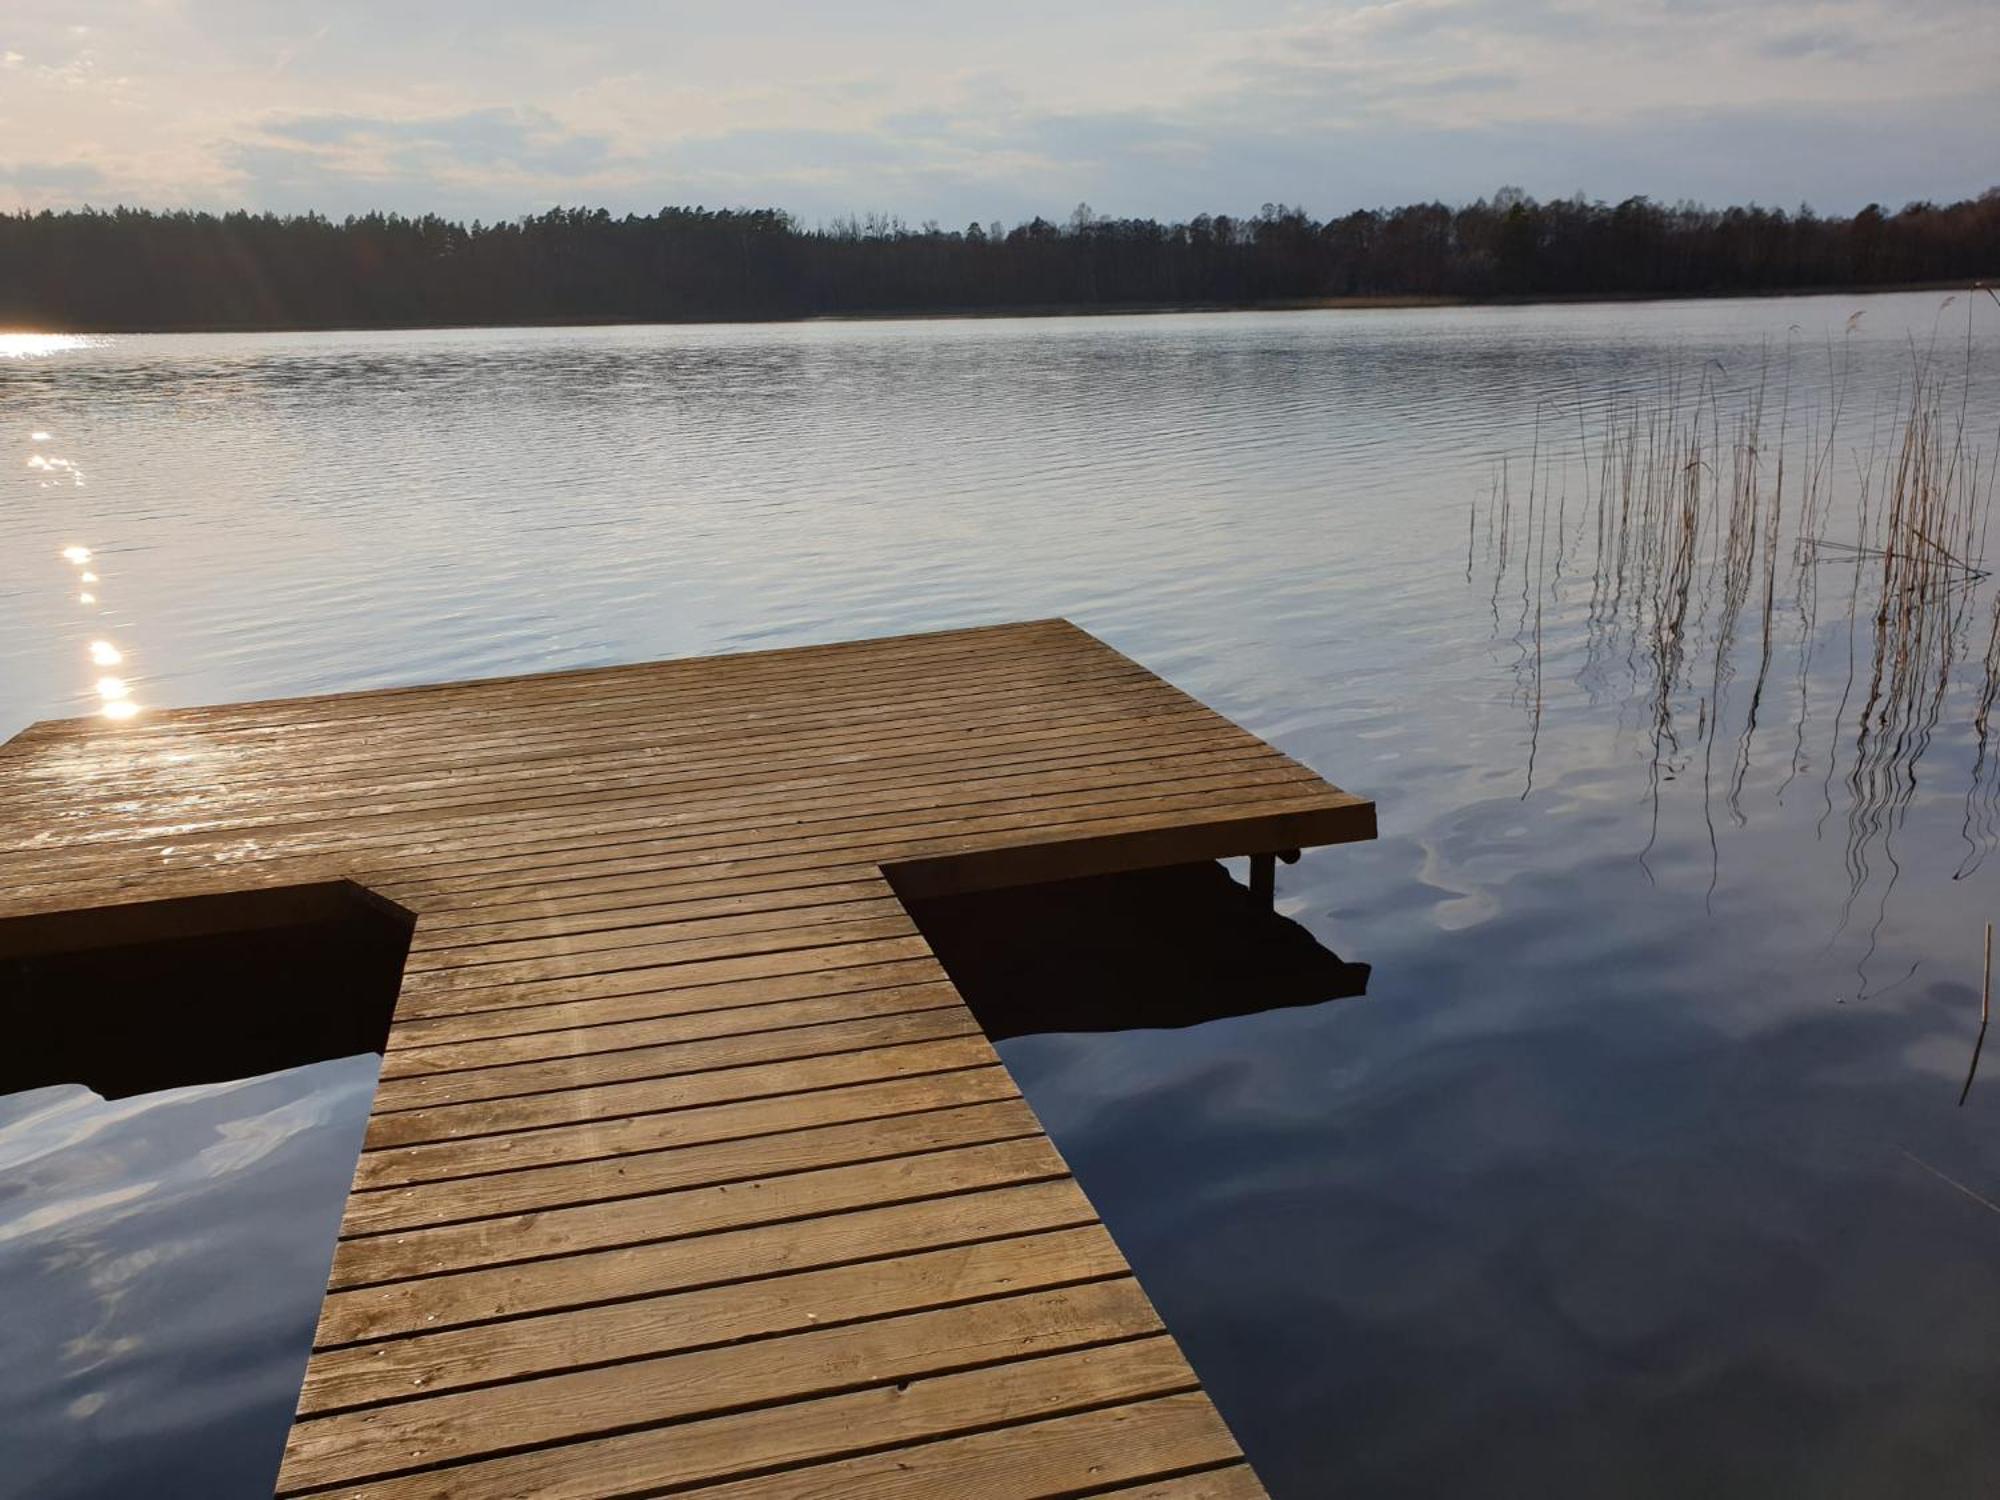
<box><xmin>1249</xmin><ymin>852</ymin><xmax>1275</xmax><ymax>908</ymax></box>
<box><xmin>1248</xmin><ymin>849</ymin><xmax>1301</xmax><ymax>910</ymax></box>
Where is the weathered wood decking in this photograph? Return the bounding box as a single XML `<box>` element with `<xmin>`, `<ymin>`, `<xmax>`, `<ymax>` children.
<box><xmin>0</xmin><ymin>619</ymin><xmax>1375</xmax><ymax>1498</ymax></box>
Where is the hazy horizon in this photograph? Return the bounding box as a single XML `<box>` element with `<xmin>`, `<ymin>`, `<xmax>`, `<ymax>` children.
<box><xmin>2</xmin><ymin>1</ymin><xmax>1994</xmax><ymax>228</ymax></box>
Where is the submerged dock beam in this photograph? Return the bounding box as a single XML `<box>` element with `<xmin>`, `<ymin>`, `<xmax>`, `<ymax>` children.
<box><xmin>0</xmin><ymin>619</ymin><xmax>1374</xmax><ymax>1499</ymax></box>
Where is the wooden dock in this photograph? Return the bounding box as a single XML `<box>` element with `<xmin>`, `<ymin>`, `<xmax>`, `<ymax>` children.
<box><xmin>0</xmin><ymin>619</ymin><xmax>1374</xmax><ymax>1498</ymax></box>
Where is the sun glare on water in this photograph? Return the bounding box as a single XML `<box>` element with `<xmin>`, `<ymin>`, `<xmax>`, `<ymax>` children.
<box><xmin>0</xmin><ymin>333</ymin><xmax>99</xmax><ymax>359</ymax></box>
<box><xmin>94</xmin><ymin>670</ymin><xmax>141</xmax><ymax>721</ymax></box>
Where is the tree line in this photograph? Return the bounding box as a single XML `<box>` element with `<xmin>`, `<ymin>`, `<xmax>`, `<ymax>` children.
<box><xmin>1</xmin><ymin>189</ymin><xmax>1994</xmax><ymax>331</ymax></box>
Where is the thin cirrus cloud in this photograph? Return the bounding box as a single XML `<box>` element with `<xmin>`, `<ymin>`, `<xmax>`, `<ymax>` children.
<box><xmin>0</xmin><ymin>0</ymin><xmax>1993</xmax><ymax>222</ymax></box>
<box><xmin>259</xmin><ymin>108</ymin><xmax>616</xmax><ymax>176</ymax></box>
<box><xmin>234</xmin><ymin>107</ymin><xmax>620</xmax><ymax>208</ymax></box>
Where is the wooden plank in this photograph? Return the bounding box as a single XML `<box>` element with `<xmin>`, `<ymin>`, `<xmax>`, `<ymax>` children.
<box><xmin>403</xmin><ymin>861</ymin><xmax>894</xmax><ymax>938</ymax></box>
<box><xmin>4</xmin><ymin>747</ymin><xmax>1321</xmax><ymax>900</ymax></box>
<box><xmin>379</xmin><ymin>758</ymin><xmax>1323</xmax><ymax>882</ymax></box>
<box><xmin>330</xmin><ymin>1136</ymin><xmax>1071</xmax><ymax>1288</ymax></box>
<box><xmin>287</xmin><ymin>1337</ymin><xmax>1203</xmax><ymax>1500</ymax></box>
<box><xmin>0</xmin><ymin>618</ymin><xmax>1350</xmax><ymax>1498</ymax></box>
<box><xmin>361</xmin><ymin>735</ymin><xmax>1289</xmax><ymax>910</ymax></box>
<box><xmin>890</xmin><ymin>794</ymin><xmax>1377</xmax><ymax>896</ymax></box>
<box><xmin>390</xmin><ymin>912</ymin><xmax>926</xmax><ymax>1007</ymax></box>
<box><xmin>0</xmin><ymin>752</ymin><xmax>1356</xmax><ymax>917</ymax></box>
<box><xmin>7</xmin><ymin>661</ymin><xmax>1194</xmax><ymax>850</ymax></box>
<box><xmin>663</xmin><ymin>1391</ymin><xmax>1246</xmax><ymax>1500</ymax></box>
<box><xmin>0</xmin><ymin>732</ymin><xmax>1321</xmax><ymax>889</ymax></box>
<box><xmin>34</xmin><ymin>684</ymin><xmax>1228</xmax><ymax>856</ymax></box>
<box><xmin>279</xmin><ymin>1279</ymin><xmax>1166</xmax><ymax>1491</ymax></box>
<box><xmin>384</xmin><ymin>937</ymin><xmax>942</xmax><ymax>1024</ymax></box>
<box><xmin>399</xmin><ymin>886</ymin><xmax>903</xmax><ymax>970</ymax></box>
<box><xmin>298</xmin><ymin>1223</ymin><xmax>1130</xmax><ymax>1413</ymax></box>
<box><xmin>362</xmin><ymin>1034</ymin><xmax>1001</xmax><ymax>1150</ymax></box>
<box><xmin>402</xmin><ymin>872</ymin><xmax>893</xmax><ymax>951</ymax></box>
<box><xmin>35</xmin><ymin>620</ymin><xmax>1096</xmax><ymax>748</ymax></box>
<box><xmin>72</xmin><ymin>653</ymin><xmax>1186</xmax><ymax>809</ymax></box>
<box><xmin>377</xmin><ymin>978</ymin><xmax>963</xmax><ymax>1080</ymax></box>
<box><xmin>380</xmin><ymin>958</ymin><xmax>952</xmax><ymax>1051</ymax></box>
<box><xmin>400</xmin><ymin>892</ymin><xmax>907</xmax><ymax>975</ymax></box>
<box><xmin>1097</xmin><ymin>1467</ymin><xmax>1271</xmax><ymax>1498</ymax></box>
<box><xmin>352</xmin><ymin>1064</ymin><xmax>1019</xmax><ymax>1189</ymax></box>
<box><xmin>338</xmin><ymin>1095</ymin><xmax>1042</xmax><ymax>1237</ymax></box>
<box><xmin>361</xmin><ymin>776</ymin><xmax>1336</xmax><ymax>921</ymax></box>
<box><xmin>314</xmin><ymin>1176</ymin><xmax>1102</xmax><ymax>1345</ymax></box>
<box><xmin>369</xmin><ymin>1007</ymin><xmax>976</xmax><ymax>1115</ymax></box>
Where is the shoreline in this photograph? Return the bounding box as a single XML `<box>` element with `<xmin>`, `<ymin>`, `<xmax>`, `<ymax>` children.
<box><xmin>2</xmin><ymin>279</ymin><xmax>1983</xmax><ymax>338</ymax></box>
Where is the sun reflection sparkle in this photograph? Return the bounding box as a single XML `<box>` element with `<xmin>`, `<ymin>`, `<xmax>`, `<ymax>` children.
<box><xmin>0</xmin><ymin>333</ymin><xmax>99</xmax><ymax>359</ymax></box>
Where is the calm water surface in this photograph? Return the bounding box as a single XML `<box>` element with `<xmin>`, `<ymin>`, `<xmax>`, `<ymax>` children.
<box><xmin>4</xmin><ymin>294</ymin><xmax>2000</xmax><ymax>1497</ymax></box>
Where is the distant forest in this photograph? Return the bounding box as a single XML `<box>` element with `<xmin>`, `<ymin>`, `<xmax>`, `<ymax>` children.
<box><xmin>2</xmin><ymin>189</ymin><xmax>1996</xmax><ymax>331</ymax></box>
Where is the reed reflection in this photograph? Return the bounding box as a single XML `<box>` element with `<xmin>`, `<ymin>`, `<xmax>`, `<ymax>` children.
<box><xmin>1473</xmin><ymin>296</ymin><xmax>2000</xmax><ymax>1006</ymax></box>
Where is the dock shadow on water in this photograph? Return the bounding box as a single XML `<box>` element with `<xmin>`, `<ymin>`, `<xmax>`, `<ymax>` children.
<box><xmin>901</xmin><ymin>861</ymin><xmax>1370</xmax><ymax>1041</ymax></box>
<box><xmin>0</xmin><ymin>885</ymin><xmax>411</xmax><ymax>1499</ymax></box>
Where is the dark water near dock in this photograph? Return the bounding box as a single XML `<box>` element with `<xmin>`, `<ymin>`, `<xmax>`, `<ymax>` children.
<box><xmin>0</xmin><ymin>1061</ymin><xmax>376</xmax><ymax>1499</ymax></box>
<box><xmin>4</xmin><ymin>293</ymin><xmax>2000</xmax><ymax>1496</ymax></box>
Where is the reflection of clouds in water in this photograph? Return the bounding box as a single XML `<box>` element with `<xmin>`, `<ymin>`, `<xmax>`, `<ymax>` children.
<box><xmin>66</xmin><ymin>1392</ymin><xmax>107</xmax><ymax>1421</ymax></box>
<box><xmin>1899</xmin><ymin>1029</ymin><xmax>1981</xmax><ymax>1083</ymax></box>
<box><xmin>1008</xmin><ymin>976</ymin><xmax>2000</xmax><ymax>1495</ymax></box>
<box><xmin>0</xmin><ymin>1058</ymin><xmax>377</xmax><ymax>1497</ymax></box>
<box><xmin>1412</xmin><ymin>830</ymin><xmax>1501</xmax><ymax>932</ymax></box>
<box><xmin>197</xmin><ymin>1089</ymin><xmax>351</xmax><ymax>1175</ymax></box>
<box><xmin>0</xmin><ymin>1084</ymin><xmax>146</xmax><ymax>1170</ymax></box>
<box><xmin>59</xmin><ymin>1244</ymin><xmax>174</xmax><ymax>1377</ymax></box>
<box><xmin>0</xmin><ymin>1181</ymin><xmax>156</xmax><ymax>1248</ymax></box>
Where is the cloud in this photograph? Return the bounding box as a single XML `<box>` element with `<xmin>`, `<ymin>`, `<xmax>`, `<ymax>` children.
<box><xmin>208</xmin><ymin>107</ymin><xmax>624</xmax><ymax>216</ymax></box>
<box><xmin>1756</xmin><ymin>27</ymin><xmax>1870</xmax><ymax>62</ymax></box>
<box><xmin>0</xmin><ymin>0</ymin><xmax>1993</xmax><ymax>221</ymax></box>
<box><xmin>0</xmin><ymin>161</ymin><xmax>107</xmax><ymax>193</ymax></box>
<box><xmin>257</xmin><ymin>107</ymin><xmax>614</xmax><ymax>176</ymax></box>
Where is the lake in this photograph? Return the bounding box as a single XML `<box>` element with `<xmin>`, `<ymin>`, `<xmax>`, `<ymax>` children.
<box><xmin>4</xmin><ymin>291</ymin><xmax>2000</xmax><ymax>1497</ymax></box>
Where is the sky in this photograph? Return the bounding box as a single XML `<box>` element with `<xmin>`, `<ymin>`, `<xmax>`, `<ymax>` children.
<box><xmin>1</xmin><ymin>0</ymin><xmax>1994</xmax><ymax>225</ymax></box>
